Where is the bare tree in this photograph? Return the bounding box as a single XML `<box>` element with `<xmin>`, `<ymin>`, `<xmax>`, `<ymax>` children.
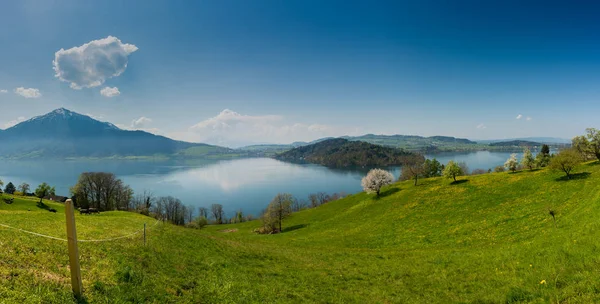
<box><xmin>18</xmin><ymin>183</ymin><xmax>30</xmax><ymax>195</ymax></box>
<box><xmin>198</xmin><ymin>207</ymin><xmax>208</xmax><ymax>219</ymax></box>
<box><xmin>211</xmin><ymin>204</ymin><xmax>225</xmax><ymax>224</ymax></box>
<box><xmin>263</xmin><ymin>193</ymin><xmax>294</xmax><ymax>233</ymax></box>
<box><xmin>71</xmin><ymin>172</ymin><xmax>133</xmax><ymax>211</ymax></box>
<box><xmin>399</xmin><ymin>155</ymin><xmax>425</xmax><ymax>185</ymax></box>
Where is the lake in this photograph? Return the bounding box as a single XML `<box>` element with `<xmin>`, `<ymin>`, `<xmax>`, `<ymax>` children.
<box><xmin>0</xmin><ymin>151</ymin><xmax>536</xmax><ymax>216</ymax></box>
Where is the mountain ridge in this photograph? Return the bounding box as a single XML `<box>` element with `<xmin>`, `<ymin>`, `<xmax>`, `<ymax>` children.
<box><xmin>0</xmin><ymin>108</ymin><xmax>232</xmax><ymax>159</ymax></box>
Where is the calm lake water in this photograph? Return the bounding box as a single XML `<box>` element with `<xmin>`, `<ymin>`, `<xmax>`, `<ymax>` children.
<box><xmin>0</xmin><ymin>151</ymin><xmax>537</xmax><ymax>216</ymax></box>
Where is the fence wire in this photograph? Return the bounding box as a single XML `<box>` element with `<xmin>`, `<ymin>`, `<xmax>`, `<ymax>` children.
<box><xmin>0</xmin><ymin>219</ymin><xmax>161</xmax><ymax>243</ymax></box>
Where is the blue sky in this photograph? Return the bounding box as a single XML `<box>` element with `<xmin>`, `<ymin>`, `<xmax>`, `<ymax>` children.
<box><xmin>0</xmin><ymin>0</ymin><xmax>599</xmax><ymax>147</ymax></box>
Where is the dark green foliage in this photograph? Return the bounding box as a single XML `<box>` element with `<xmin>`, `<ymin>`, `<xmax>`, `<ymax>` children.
<box><xmin>489</xmin><ymin>140</ymin><xmax>541</xmax><ymax>147</ymax></box>
<box><xmin>275</xmin><ymin>138</ymin><xmax>418</xmax><ymax>167</ymax></box>
<box><xmin>423</xmin><ymin>158</ymin><xmax>443</xmax><ymax>177</ymax></box>
<box><xmin>4</xmin><ymin>182</ymin><xmax>16</xmax><ymax>194</ymax></box>
<box><xmin>541</xmin><ymin>144</ymin><xmax>550</xmax><ymax>155</ymax></box>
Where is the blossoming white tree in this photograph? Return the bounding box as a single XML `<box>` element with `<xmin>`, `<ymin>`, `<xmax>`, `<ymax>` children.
<box><xmin>521</xmin><ymin>148</ymin><xmax>536</xmax><ymax>170</ymax></box>
<box><xmin>505</xmin><ymin>153</ymin><xmax>519</xmax><ymax>172</ymax></box>
<box><xmin>361</xmin><ymin>169</ymin><xmax>394</xmax><ymax>196</ymax></box>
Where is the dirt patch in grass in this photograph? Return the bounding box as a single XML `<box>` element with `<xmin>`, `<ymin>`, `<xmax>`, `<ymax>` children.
<box><xmin>219</xmin><ymin>228</ymin><xmax>238</xmax><ymax>233</ymax></box>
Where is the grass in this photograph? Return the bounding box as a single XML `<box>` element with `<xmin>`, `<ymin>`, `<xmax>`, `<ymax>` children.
<box><xmin>1</xmin><ymin>162</ymin><xmax>600</xmax><ymax>303</ymax></box>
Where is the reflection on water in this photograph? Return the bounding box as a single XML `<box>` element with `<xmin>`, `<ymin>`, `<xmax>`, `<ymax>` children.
<box><xmin>0</xmin><ymin>158</ymin><xmax>394</xmax><ymax>216</ymax></box>
<box><xmin>0</xmin><ymin>151</ymin><xmax>545</xmax><ymax>216</ymax></box>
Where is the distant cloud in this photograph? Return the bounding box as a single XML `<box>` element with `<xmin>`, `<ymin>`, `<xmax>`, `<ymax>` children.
<box><xmin>14</xmin><ymin>87</ymin><xmax>41</xmax><ymax>98</ymax></box>
<box><xmin>100</xmin><ymin>86</ymin><xmax>120</xmax><ymax>97</ymax></box>
<box><xmin>3</xmin><ymin>116</ymin><xmax>26</xmax><ymax>129</ymax></box>
<box><xmin>476</xmin><ymin>123</ymin><xmax>486</xmax><ymax>129</ymax></box>
<box><xmin>85</xmin><ymin>113</ymin><xmax>104</xmax><ymax>120</ymax></box>
<box><xmin>0</xmin><ymin>89</ymin><xmax>7</xmax><ymax>93</ymax></box>
<box><xmin>180</xmin><ymin>109</ymin><xmax>358</xmax><ymax>147</ymax></box>
<box><xmin>526</xmin><ymin>117</ymin><xmax>532</xmax><ymax>121</ymax></box>
<box><xmin>516</xmin><ymin>114</ymin><xmax>523</xmax><ymax>120</ymax></box>
<box><xmin>131</xmin><ymin>116</ymin><xmax>152</xmax><ymax>128</ymax></box>
<box><xmin>53</xmin><ymin>36</ymin><xmax>138</xmax><ymax>89</ymax></box>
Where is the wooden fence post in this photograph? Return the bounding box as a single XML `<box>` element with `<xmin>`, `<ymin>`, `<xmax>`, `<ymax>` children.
<box><xmin>65</xmin><ymin>199</ymin><xmax>83</xmax><ymax>298</ymax></box>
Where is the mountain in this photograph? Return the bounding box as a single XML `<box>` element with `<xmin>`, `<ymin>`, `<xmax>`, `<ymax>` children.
<box><xmin>476</xmin><ymin>137</ymin><xmax>571</xmax><ymax>144</ymax></box>
<box><xmin>274</xmin><ymin>138</ymin><xmax>419</xmax><ymax>167</ymax></box>
<box><xmin>0</xmin><ymin>108</ymin><xmax>232</xmax><ymax>159</ymax></box>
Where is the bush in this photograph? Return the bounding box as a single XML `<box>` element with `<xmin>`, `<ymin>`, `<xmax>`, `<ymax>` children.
<box><xmin>187</xmin><ymin>216</ymin><xmax>208</xmax><ymax>229</ymax></box>
<box><xmin>494</xmin><ymin>166</ymin><xmax>505</xmax><ymax>173</ymax></box>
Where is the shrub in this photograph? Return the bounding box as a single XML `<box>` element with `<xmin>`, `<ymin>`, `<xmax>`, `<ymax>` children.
<box><xmin>494</xmin><ymin>166</ymin><xmax>505</xmax><ymax>173</ymax></box>
<box><xmin>187</xmin><ymin>216</ymin><xmax>208</xmax><ymax>229</ymax></box>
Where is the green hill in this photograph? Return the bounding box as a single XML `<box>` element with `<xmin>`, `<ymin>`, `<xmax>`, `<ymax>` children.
<box><xmin>274</xmin><ymin>138</ymin><xmax>417</xmax><ymax>167</ymax></box>
<box><xmin>2</xmin><ymin>162</ymin><xmax>600</xmax><ymax>303</ymax></box>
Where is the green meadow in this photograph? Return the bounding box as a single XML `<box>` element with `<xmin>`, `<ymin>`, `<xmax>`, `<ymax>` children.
<box><xmin>1</xmin><ymin>162</ymin><xmax>600</xmax><ymax>303</ymax></box>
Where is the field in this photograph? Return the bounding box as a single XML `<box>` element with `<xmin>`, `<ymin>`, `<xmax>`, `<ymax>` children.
<box><xmin>1</xmin><ymin>162</ymin><xmax>600</xmax><ymax>303</ymax></box>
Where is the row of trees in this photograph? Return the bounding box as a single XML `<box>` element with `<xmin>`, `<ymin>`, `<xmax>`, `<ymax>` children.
<box><xmin>70</xmin><ymin>172</ymin><xmax>133</xmax><ymax>211</ymax></box>
<box><xmin>0</xmin><ymin>179</ymin><xmax>56</xmax><ymax>203</ymax></box>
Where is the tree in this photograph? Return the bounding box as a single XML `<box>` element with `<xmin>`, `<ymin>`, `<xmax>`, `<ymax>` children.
<box><xmin>572</xmin><ymin>135</ymin><xmax>593</xmax><ymax>161</ymax></box>
<box><xmin>399</xmin><ymin>155</ymin><xmax>425</xmax><ymax>185</ymax></box>
<box><xmin>521</xmin><ymin>148</ymin><xmax>536</xmax><ymax>170</ymax></box>
<box><xmin>494</xmin><ymin>165</ymin><xmax>505</xmax><ymax>173</ymax></box>
<box><xmin>361</xmin><ymin>168</ymin><xmax>394</xmax><ymax>196</ymax></box>
<box><xmin>35</xmin><ymin>182</ymin><xmax>55</xmax><ymax>204</ymax></box>
<box><xmin>4</xmin><ymin>182</ymin><xmax>16</xmax><ymax>195</ymax></box>
<box><xmin>423</xmin><ymin>158</ymin><xmax>442</xmax><ymax>177</ymax></box>
<box><xmin>549</xmin><ymin>149</ymin><xmax>583</xmax><ymax>179</ymax></box>
<box><xmin>0</xmin><ymin>179</ymin><xmax>3</xmax><ymax>195</ymax></box>
<box><xmin>18</xmin><ymin>183</ymin><xmax>30</xmax><ymax>195</ymax></box>
<box><xmin>442</xmin><ymin>160</ymin><xmax>463</xmax><ymax>182</ymax></box>
<box><xmin>198</xmin><ymin>207</ymin><xmax>208</xmax><ymax>219</ymax></box>
<box><xmin>458</xmin><ymin>162</ymin><xmax>469</xmax><ymax>176</ymax></box>
<box><xmin>535</xmin><ymin>152</ymin><xmax>551</xmax><ymax>168</ymax></box>
<box><xmin>585</xmin><ymin>128</ymin><xmax>600</xmax><ymax>160</ymax></box>
<box><xmin>541</xmin><ymin>144</ymin><xmax>550</xmax><ymax>156</ymax></box>
<box><xmin>70</xmin><ymin>172</ymin><xmax>132</xmax><ymax>211</ymax></box>
<box><xmin>131</xmin><ymin>190</ymin><xmax>154</xmax><ymax>214</ymax></box>
<box><xmin>263</xmin><ymin>193</ymin><xmax>294</xmax><ymax>233</ymax></box>
<box><xmin>211</xmin><ymin>204</ymin><xmax>225</xmax><ymax>224</ymax></box>
<box><xmin>504</xmin><ymin>153</ymin><xmax>519</xmax><ymax>173</ymax></box>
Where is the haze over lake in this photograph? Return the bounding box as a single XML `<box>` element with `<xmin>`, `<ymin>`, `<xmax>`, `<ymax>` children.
<box><xmin>0</xmin><ymin>151</ymin><xmax>535</xmax><ymax>216</ymax></box>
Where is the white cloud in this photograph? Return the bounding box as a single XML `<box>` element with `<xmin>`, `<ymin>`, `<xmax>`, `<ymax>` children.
<box><xmin>100</xmin><ymin>86</ymin><xmax>120</xmax><ymax>97</ymax></box>
<box><xmin>131</xmin><ymin>117</ymin><xmax>152</xmax><ymax>128</ymax></box>
<box><xmin>180</xmin><ymin>109</ymin><xmax>357</xmax><ymax>147</ymax></box>
<box><xmin>476</xmin><ymin>123</ymin><xmax>486</xmax><ymax>129</ymax></box>
<box><xmin>3</xmin><ymin>116</ymin><xmax>26</xmax><ymax>129</ymax></box>
<box><xmin>526</xmin><ymin>117</ymin><xmax>532</xmax><ymax>121</ymax></box>
<box><xmin>85</xmin><ymin>113</ymin><xmax>104</xmax><ymax>120</ymax></box>
<box><xmin>516</xmin><ymin>114</ymin><xmax>522</xmax><ymax>120</ymax></box>
<box><xmin>0</xmin><ymin>89</ymin><xmax>7</xmax><ymax>93</ymax></box>
<box><xmin>53</xmin><ymin>36</ymin><xmax>138</xmax><ymax>89</ymax></box>
<box><xmin>14</xmin><ymin>87</ymin><xmax>41</xmax><ymax>98</ymax></box>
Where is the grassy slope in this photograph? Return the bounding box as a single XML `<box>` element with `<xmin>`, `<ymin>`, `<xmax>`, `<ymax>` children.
<box><xmin>2</xmin><ymin>163</ymin><xmax>600</xmax><ymax>303</ymax></box>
